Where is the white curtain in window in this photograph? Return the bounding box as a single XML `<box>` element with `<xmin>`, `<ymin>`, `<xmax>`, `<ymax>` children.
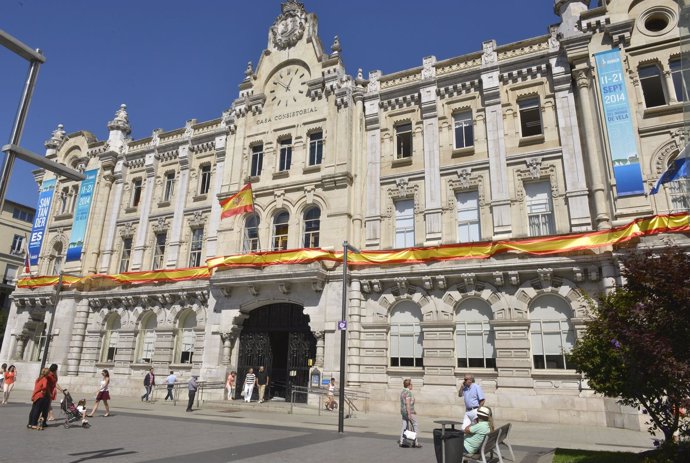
<box><xmin>395</xmin><ymin>199</ymin><xmax>415</xmax><ymax>248</ymax></box>
<box><xmin>390</xmin><ymin>301</ymin><xmax>423</xmax><ymax>359</ymax></box>
<box><xmin>456</xmin><ymin>191</ymin><xmax>480</xmax><ymax>242</ymax></box>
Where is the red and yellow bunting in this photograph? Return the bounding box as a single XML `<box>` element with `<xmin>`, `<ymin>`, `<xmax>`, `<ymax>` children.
<box><xmin>16</xmin><ymin>212</ymin><xmax>690</xmax><ymax>290</ymax></box>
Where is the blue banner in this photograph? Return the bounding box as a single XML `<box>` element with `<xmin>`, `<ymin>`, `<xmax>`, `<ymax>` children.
<box><xmin>66</xmin><ymin>169</ymin><xmax>99</xmax><ymax>262</ymax></box>
<box><xmin>594</xmin><ymin>49</ymin><xmax>644</xmax><ymax>196</ymax></box>
<box><xmin>28</xmin><ymin>178</ymin><xmax>57</xmax><ymax>266</ymax></box>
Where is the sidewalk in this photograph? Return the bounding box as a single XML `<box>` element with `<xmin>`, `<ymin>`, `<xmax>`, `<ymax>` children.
<box><xmin>6</xmin><ymin>388</ymin><xmax>656</xmax><ymax>463</ymax></box>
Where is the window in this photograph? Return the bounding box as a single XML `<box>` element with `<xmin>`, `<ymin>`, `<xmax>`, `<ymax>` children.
<box><xmin>666</xmin><ymin>156</ymin><xmax>690</xmax><ymax>212</ymax></box>
<box><xmin>177</xmin><ymin>311</ymin><xmax>197</xmax><ymax>364</ymax></box>
<box><xmin>10</xmin><ymin>235</ymin><xmax>24</xmax><ymax>255</ymax></box>
<box><xmin>251</xmin><ymin>144</ymin><xmax>264</xmax><ymax>177</ymax></box>
<box><xmin>132</xmin><ymin>179</ymin><xmax>143</xmax><ymax>207</ymax></box>
<box><xmin>139</xmin><ymin>314</ymin><xmax>157</xmax><ymax>363</ymax></box>
<box><xmin>639</xmin><ymin>65</ymin><xmax>666</xmax><ymax>108</ymax></box>
<box><xmin>456</xmin><ymin>191</ymin><xmax>480</xmax><ymax>242</ymax></box>
<box><xmin>308</xmin><ymin>132</ymin><xmax>323</xmax><ymax>166</ymax></box>
<box><xmin>70</xmin><ymin>186</ymin><xmax>79</xmax><ymax>213</ymax></box>
<box><xmin>50</xmin><ymin>243</ymin><xmax>63</xmax><ymax>275</ymax></box>
<box><xmin>303</xmin><ymin>207</ymin><xmax>321</xmax><ymax>248</ymax></box>
<box><xmin>525</xmin><ymin>182</ymin><xmax>554</xmax><ymax>237</ymax></box>
<box><xmin>670</xmin><ymin>59</ymin><xmax>687</xmax><ymax>102</ymax></box>
<box><xmin>519</xmin><ymin>98</ymin><xmax>542</xmax><ymax>137</ymax></box>
<box><xmin>453</xmin><ymin>112</ymin><xmax>474</xmax><ymax>149</ymax></box>
<box><xmin>31</xmin><ymin>328</ymin><xmax>47</xmax><ymax>362</ymax></box>
<box><xmin>12</xmin><ymin>207</ymin><xmax>34</xmax><ymax>223</ymax></box>
<box><xmin>272</xmin><ymin>212</ymin><xmax>289</xmax><ymax>251</ymax></box>
<box><xmin>188</xmin><ymin>228</ymin><xmax>204</xmax><ymax>267</ymax></box>
<box><xmin>152</xmin><ymin>233</ymin><xmax>166</xmax><ymax>270</ymax></box>
<box><xmin>243</xmin><ymin>214</ymin><xmax>260</xmax><ymax>252</ymax></box>
<box><xmin>3</xmin><ymin>264</ymin><xmax>18</xmax><ymax>285</ymax></box>
<box><xmin>395</xmin><ymin>123</ymin><xmax>413</xmax><ymax>159</ymax></box>
<box><xmin>163</xmin><ymin>172</ymin><xmax>175</xmax><ymax>202</ymax></box>
<box><xmin>390</xmin><ymin>301</ymin><xmax>423</xmax><ymax>367</ymax></box>
<box><xmin>530</xmin><ymin>295</ymin><xmax>576</xmax><ymax>370</ymax></box>
<box><xmin>102</xmin><ymin>315</ymin><xmax>121</xmax><ymax>363</ymax></box>
<box><xmin>119</xmin><ymin>238</ymin><xmax>133</xmax><ymax>273</ymax></box>
<box><xmin>199</xmin><ymin>165</ymin><xmax>212</xmax><ymax>195</ymax></box>
<box><xmin>394</xmin><ymin>199</ymin><xmax>415</xmax><ymax>248</ymax></box>
<box><xmin>455</xmin><ymin>299</ymin><xmax>495</xmax><ymax>369</ymax></box>
<box><xmin>279</xmin><ymin>138</ymin><xmax>292</xmax><ymax>172</ymax></box>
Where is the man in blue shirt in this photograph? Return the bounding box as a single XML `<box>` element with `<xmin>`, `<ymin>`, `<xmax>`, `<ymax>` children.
<box><xmin>164</xmin><ymin>371</ymin><xmax>176</xmax><ymax>401</ymax></box>
<box><xmin>460</xmin><ymin>374</ymin><xmax>485</xmax><ymax>428</ymax></box>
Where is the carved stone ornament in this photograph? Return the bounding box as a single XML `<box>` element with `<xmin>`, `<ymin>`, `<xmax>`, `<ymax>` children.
<box><xmin>515</xmin><ymin>162</ymin><xmax>558</xmax><ymax>201</ymax></box>
<box><xmin>271</xmin><ymin>1</ymin><xmax>307</xmax><ymax>50</ymax></box>
<box><xmin>44</xmin><ymin>123</ymin><xmax>66</xmax><ymax>150</ymax></box>
<box><xmin>107</xmin><ymin>104</ymin><xmax>131</xmax><ymax>135</ymax></box>
<box><xmin>481</xmin><ymin>40</ymin><xmax>497</xmax><ymax>67</ymax></box>
<box><xmin>119</xmin><ymin>222</ymin><xmax>135</xmax><ymax>239</ymax></box>
<box><xmin>367</xmin><ymin>70</ymin><xmax>381</xmax><ymax>93</ymax></box>
<box><xmin>152</xmin><ymin>216</ymin><xmax>170</xmax><ymax>233</ymax></box>
<box><xmin>386</xmin><ymin>178</ymin><xmax>420</xmax><ymax>216</ymax></box>
<box><xmin>188</xmin><ymin>210</ymin><xmax>205</xmax><ymax>228</ymax></box>
<box><xmin>548</xmin><ymin>25</ymin><xmax>561</xmax><ymax>51</ymax></box>
<box><xmin>447</xmin><ymin>170</ymin><xmax>485</xmax><ymax>208</ymax></box>
<box><xmin>526</xmin><ymin>157</ymin><xmax>543</xmax><ymax>179</ymax></box>
<box><xmin>421</xmin><ymin>55</ymin><xmax>437</xmax><ymax>80</ymax></box>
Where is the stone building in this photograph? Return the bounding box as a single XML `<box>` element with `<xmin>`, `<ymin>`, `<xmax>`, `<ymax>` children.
<box><xmin>0</xmin><ymin>200</ymin><xmax>34</xmax><ymax>345</ymax></box>
<box><xmin>1</xmin><ymin>0</ymin><xmax>688</xmax><ymax>429</ymax></box>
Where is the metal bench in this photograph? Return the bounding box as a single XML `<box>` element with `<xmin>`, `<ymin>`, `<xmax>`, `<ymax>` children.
<box><xmin>463</xmin><ymin>428</ymin><xmax>503</xmax><ymax>463</ymax></box>
<box><xmin>495</xmin><ymin>423</ymin><xmax>515</xmax><ymax>461</ymax></box>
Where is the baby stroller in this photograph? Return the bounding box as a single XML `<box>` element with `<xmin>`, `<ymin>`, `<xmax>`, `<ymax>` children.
<box><xmin>60</xmin><ymin>391</ymin><xmax>90</xmax><ymax>429</ymax></box>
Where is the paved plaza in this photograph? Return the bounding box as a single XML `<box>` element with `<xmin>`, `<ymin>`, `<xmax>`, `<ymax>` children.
<box><xmin>0</xmin><ymin>389</ymin><xmax>656</xmax><ymax>463</ymax></box>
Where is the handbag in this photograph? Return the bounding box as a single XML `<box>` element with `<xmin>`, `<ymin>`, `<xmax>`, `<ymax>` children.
<box><xmin>403</xmin><ymin>429</ymin><xmax>417</xmax><ymax>440</ymax></box>
<box><xmin>240</xmin><ymin>388</ymin><xmax>246</xmax><ymax>397</ymax></box>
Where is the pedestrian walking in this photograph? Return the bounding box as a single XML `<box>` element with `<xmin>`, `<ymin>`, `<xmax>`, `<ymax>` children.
<box><xmin>325</xmin><ymin>377</ymin><xmax>337</xmax><ymax>411</ymax></box>
<box><xmin>141</xmin><ymin>368</ymin><xmax>155</xmax><ymax>402</ymax></box>
<box><xmin>243</xmin><ymin>368</ymin><xmax>255</xmax><ymax>403</ymax></box>
<box><xmin>2</xmin><ymin>364</ymin><xmax>16</xmax><ymax>404</ymax></box>
<box><xmin>399</xmin><ymin>378</ymin><xmax>422</xmax><ymax>448</ymax></box>
<box><xmin>28</xmin><ymin>368</ymin><xmax>50</xmax><ymax>430</ymax></box>
<box><xmin>186</xmin><ymin>375</ymin><xmax>198</xmax><ymax>412</ymax></box>
<box><xmin>165</xmin><ymin>370</ymin><xmax>177</xmax><ymax>400</ymax></box>
<box><xmin>87</xmin><ymin>369</ymin><xmax>111</xmax><ymax>417</ymax></box>
<box><xmin>226</xmin><ymin>371</ymin><xmax>236</xmax><ymax>400</ymax></box>
<box><xmin>459</xmin><ymin>374</ymin><xmax>485</xmax><ymax>429</ymax></box>
<box><xmin>257</xmin><ymin>366</ymin><xmax>269</xmax><ymax>403</ymax></box>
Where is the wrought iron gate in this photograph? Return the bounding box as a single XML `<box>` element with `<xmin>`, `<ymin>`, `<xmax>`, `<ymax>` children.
<box><xmin>236</xmin><ymin>303</ymin><xmax>315</xmax><ymax>402</ymax></box>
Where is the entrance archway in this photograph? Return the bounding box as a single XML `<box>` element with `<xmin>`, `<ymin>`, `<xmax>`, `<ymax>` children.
<box><xmin>236</xmin><ymin>303</ymin><xmax>316</xmax><ymax>402</ymax></box>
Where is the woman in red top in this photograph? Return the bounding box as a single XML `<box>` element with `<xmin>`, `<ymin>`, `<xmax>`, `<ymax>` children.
<box><xmin>2</xmin><ymin>364</ymin><xmax>16</xmax><ymax>405</ymax></box>
<box><xmin>28</xmin><ymin>368</ymin><xmax>49</xmax><ymax>430</ymax></box>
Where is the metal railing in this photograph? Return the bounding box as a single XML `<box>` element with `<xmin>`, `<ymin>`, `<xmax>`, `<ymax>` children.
<box><xmin>289</xmin><ymin>385</ymin><xmax>369</xmax><ymax>418</ymax></box>
<box><xmin>151</xmin><ymin>381</ymin><xmax>227</xmax><ymax>408</ymax></box>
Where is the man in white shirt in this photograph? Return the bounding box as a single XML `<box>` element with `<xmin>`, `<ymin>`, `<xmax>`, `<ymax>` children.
<box><xmin>243</xmin><ymin>368</ymin><xmax>256</xmax><ymax>403</ymax></box>
<box><xmin>164</xmin><ymin>371</ymin><xmax>177</xmax><ymax>401</ymax></box>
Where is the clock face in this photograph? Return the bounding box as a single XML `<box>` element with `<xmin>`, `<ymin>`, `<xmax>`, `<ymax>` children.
<box><xmin>269</xmin><ymin>65</ymin><xmax>308</xmax><ymax>108</ymax></box>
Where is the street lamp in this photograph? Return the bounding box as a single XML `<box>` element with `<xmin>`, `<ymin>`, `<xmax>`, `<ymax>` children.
<box><xmin>39</xmin><ymin>271</ymin><xmax>79</xmax><ymax>371</ymax></box>
<box><xmin>338</xmin><ymin>241</ymin><xmax>360</xmax><ymax>433</ymax></box>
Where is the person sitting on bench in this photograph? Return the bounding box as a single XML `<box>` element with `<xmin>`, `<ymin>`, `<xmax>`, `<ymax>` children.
<box><xmin>463</xmin><ymin>406</ymin><xmax>493</xmax><ymax>454</ymax></box>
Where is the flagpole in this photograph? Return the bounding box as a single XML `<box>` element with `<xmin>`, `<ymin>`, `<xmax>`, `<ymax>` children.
<box><xmin>250</xmin><ymin>183</ymin><xmax>262</xmax><ymax>252</ymax></box>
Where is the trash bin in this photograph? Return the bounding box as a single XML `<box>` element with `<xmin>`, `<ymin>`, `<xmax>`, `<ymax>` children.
<box><xmin>433</xmin><ymin>427</ymin><xmax>463</xmax><ymax>463</ymax></box>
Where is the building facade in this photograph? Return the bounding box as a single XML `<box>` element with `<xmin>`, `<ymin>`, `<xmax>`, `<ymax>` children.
<box><xmin>0</xmin><ymin>200</ymin><xmax>34</xmax><ymax>345</ymax></box>
<box><xmin>1</xmin><ymin>0</ymin><xmax>689</xmax><ymax>428</ymax></box>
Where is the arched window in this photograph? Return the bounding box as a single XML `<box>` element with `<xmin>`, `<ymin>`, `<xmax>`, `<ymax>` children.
<box><xmin>176</xmin><ymin>311</ymin><xmax>197</xmax><ymax>364</ymax></box>
<box><xmin>138</xmin><ymin>313</ymin><xmax>157</xmax><ymax>363</ymax></box>
<box><xmin>272</xmin><ymin>211</ymin><xmax>289</xmax><ymax>251</ymax></box>
<box><xmin>50</xmin><ymin>242</ymin><xmax>64</xmax><ymax>276</ymax></box>
<box><xmin>390</xmin><ymin>301</ymin><xmax>423</xmax><ymax>367</ymax></box>
<box><xmin>244</xmin><ymin>214</ymin><xmax>260</xmax><ymax>252</ymax></box>
<box><xmin>101</xmin><ymin>314</ymin><xmax>121</xmax><ymax>362</ymax></box>
<box><xmin>303</xmin><ymin>207</ymin><xmax>320</xmax><ymax>248</ymax></box>
<box><xmin>529</xmin><ymin>295</ymin><xmax>576</xmax><ymax>370</ymax></box>
<box><xmin>455</xmin><ymin>299</ymin><xmax>495</xmax><ymax>369</ymax></box>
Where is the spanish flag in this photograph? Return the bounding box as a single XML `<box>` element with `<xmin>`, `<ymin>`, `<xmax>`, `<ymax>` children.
<box><xmin>220</xmin><ymin>183</ymin><xmax>255</xmax><ymax>219</ymax></box>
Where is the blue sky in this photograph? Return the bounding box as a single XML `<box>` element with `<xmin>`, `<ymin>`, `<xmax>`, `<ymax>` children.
<box><xmin>1</xmin><ymin>1</ymin><xmax>561</xmax><ymax>208</ymax></box>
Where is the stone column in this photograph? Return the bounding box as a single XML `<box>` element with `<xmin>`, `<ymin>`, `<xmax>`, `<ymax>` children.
<box><xmin>98</xmin><ymin>161</ymin><xmax>126</xmax><ymax>273</ymax></box>
<box><xmin>493</xmin><ymin>320</ymin><xmax>533</xmax><ymax>388</ymax></box>
<box><xmin>347</xmin><ymin>278</ymin><xmax>364</xmax><ymax>387</ymax></box>
<box><xmin>130</xmin><ymin>152</ymin><xmax>158</xmax><ymax>270</ymax></box>
<box><xmin>420</xmin><ymin>56</ymin><xmax>443</xmax><ymax>244</ymax></box>
<box><xmin>481</xmin><ymin>41</ymin><xmax>512</xmax><ymax>239</ymax></box>
<box><xmin>67</xmin><ymin>299</ymin><xmax>91</xmax><ymax>376</ymax></box>
<box><xmin>153</xmin><ymin>328</ymin><xmax>176</xmax><ymax>365</ymax></box>
<box><xmin>166</xmin><ymin>145</ymin><xmax>191</xmax><ymax>267</ymax></box>
<box><xmin>420</xmin><ymin>321</ymin><xmax>455</xmax><ymax>386</ymax></box>
<box><xmin>114</xmin><ymin>329</ymin><xmax>135</xmax><ymax>374</ymax></box>
<box><xmin>551</xmin><ymin>54</ymin><xmax>592</xmax><ymax>232</ymax></box>
<box><xmin>205</xmin><ymin>136</ymin><xmax>227</xmax><ymax>258</ymax></box>
<box><xmin>13</xmin><ymin>334</ymin><xmax>27</xmax><ymax>361</ymax></box>
<box><xmin>364</xmin><ymin>71</ymin><xmax>382</xmax><ymax>248</ymax></box>
<box><xmin>664</xmin><ymin>70</ymin><xmax>678</xmax><ymax>104</ymax></box>
<box><xmin>312</xmin><ymin>330</ymin><xmax>325</xmax><ymax>368</ymax></box>
<box><xmin>220</xmin><ymin>332</ymin><xmax>233</xmax><ymax>366</ymax></box>
<box><xmin>85</xmin><ymin>172</ymin><xmax>115</xmax><ymax>274</ymax></box>
<box><xmin>572</xmin><ymin>66</ymin><xmax>611</xmax><ymax>229</ymax></box>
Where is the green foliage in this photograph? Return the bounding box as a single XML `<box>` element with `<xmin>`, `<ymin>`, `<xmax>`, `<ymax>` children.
<box><xmin>570</xmin><ymin>247</ymin><xmax>690</xmax><ymax>443</ymax></box>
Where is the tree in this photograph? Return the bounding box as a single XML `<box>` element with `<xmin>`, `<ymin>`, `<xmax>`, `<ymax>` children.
<box><xmin>570</xmin><ymin>247</ymin><xmax>690</xmax><ymax>443</ymax></box>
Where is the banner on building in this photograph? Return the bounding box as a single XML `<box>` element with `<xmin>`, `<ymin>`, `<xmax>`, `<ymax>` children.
<box><xmin>28</xmin><ymin>178</ymin><xmax>57</xmax><ymax>266</ymax></box>
<box><xmin>594</xmin><ymin>49</ymin><xmax>644</xmax><ymax>196</ymax></box>
<box><xmin>66</xmin><ymin>169</ymin><xmax>99</xmax><ymax>262</ymax></box>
